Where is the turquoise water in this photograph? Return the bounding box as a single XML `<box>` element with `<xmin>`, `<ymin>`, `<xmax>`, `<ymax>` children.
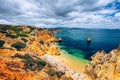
<box><xmin>55</xmin><ymin>28</ymin><xmax>120</xmax><ymax>60</ymax></box>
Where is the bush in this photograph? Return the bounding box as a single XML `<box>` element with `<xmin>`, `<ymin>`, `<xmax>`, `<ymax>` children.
<box><xmin>21</xmin><ymin>38</ymin><xmax>28</xmax><ymax>42</ymax></box>
<box><xmin>6</xmin><ymin>33</ymin><xmax>18</xmax><ymax>38</ymax></box>
<box><xmin>48</xmin><ymin>71</ymin><xmax>56</xmax><ymax>76</ymax></box>
<box><xmin>9</xmin><ymin>27</ymin><xmax>23</xmax><ymax>32</ymax></box>
<box><xmin>47</xmin><ymin>69</ymin><xmax>64</xmax><ymax>78</ymax></box>
<box><xmin>39</xmin><ymin>40</ymin><xmax>44</xmax><ymax>45</ymax></box>
<box><xmin>12</xmin><ymin>53</ymin><xmax>46</xmax><ymax>71</ymax></box>
<box><xmin>0</xmin><ymin>30</ymin><xmax>7</xmax><ymax>33</ymax></box>
<box><xmin>25</xmin><ymin>26</ymin><xmax>35</xmax><ymax>34</ymax></box>
<box><xmin>37</xmin><ymin>60</ymin><xmax>46</xmax><ymax>66</ymax></box>
<box><xmin>56</xmin><ymin>71</ymin><xmax>64</xmax><ymax>78</ymax></box>
<box><xmin>11</xmin><ymin>42</ymin><xmax>26</xmax><ymax>50</ymax></box>
<box><xmin>16</xmin><ymin>32</ymin><xmax>28</xmax><ymax>37</ymax></box>
<box><xmin>12</xmin><ymin>53</ymin><xmax>23</xmax><ymax>58</ymax></box>
<box><xmin>0</xmin><ymin>40</ymin><xmax>5</xmax><ymax>47</ymax></box>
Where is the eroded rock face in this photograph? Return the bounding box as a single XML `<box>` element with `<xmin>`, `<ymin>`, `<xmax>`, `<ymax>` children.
<box><xmin>0</xmin><ymin>25</ymin><xmax>72</xmax><ymax>80</ymax></box>
<box><xmin>85</xmin><ymin>46</ymin><xmax>120</xmax><ymax>80</ymax></box>
<box><xmin>0</xmin><ymin>25</ymin><xmax>60</xmax><ymax>56</ymax></box>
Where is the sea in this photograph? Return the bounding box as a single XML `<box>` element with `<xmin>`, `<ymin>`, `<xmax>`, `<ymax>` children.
<box><xmin>55</xmin><ymin>28</ymin><xmax>120</xmax><ymax>63</ymax></box>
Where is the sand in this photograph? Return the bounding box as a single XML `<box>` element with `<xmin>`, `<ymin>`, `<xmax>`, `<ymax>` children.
<box><xmin>33</xmin><ymin>49</ymin><xmax>91</xmax><ymax>80</ymax></box>
<box><xmin>55</xmin><ymin>49</ymin><xmax>89</xmax><ymax>73</ymax></box>
<box><xmin>32</xmin><ymin>53</ymin><xmax>90</xmax><ymax>80</ymax></box>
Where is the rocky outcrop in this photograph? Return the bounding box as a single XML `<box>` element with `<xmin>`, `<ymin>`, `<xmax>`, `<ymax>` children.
<box><xmin>0</xmin><ymin>24</ymin><xmax>71</xmax><ymax>80</ymax></box>
<box><xmin>85</xmin><ymin>46</ymin><xmax>120</xmax><ymax>80</ymax></box>
<box><xmin>0</xmin><ymin>24</ymin><xmax>60</xmax><ymax>56</ymax></box>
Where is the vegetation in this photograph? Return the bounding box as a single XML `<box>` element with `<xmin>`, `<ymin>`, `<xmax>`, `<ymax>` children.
<box><xmin>0</xmin><ymin>25</ymin><xmax>28</xmax><ymax>38</ymax></box>
<box><xmin>11</xmin><ymin>42</ymin><xmax>26</xmax><ymax>50</ymax></box>
<box><xmin>27</xmin><ymin>26</ymin><xmax>35</xmax><ymax>33</ymax></box>
<box><xmin>46</xmin><ymin>68</ymin><xmax>64</xmax><ymax>78</ymax></box>
<box><xmin>0</xmin><ymin>25</ymin><xmax>9</xmax><ymax>31</ymax></box>
<box><xmin>21</xmin><ymin>38</ymin><xmax>28</xmax><ymax>43</ymax></box>
<box><xmin>39</xmin><ymin>40</ymin><xmax>44</xmax><ymax>45</ymax></box>
<box><xmin>0</xmin><ymin>40</ymin><xmax>5</xmax><ymax>47</ymax></box>
<box><xmin>6</xmin><ymin>33</ymin><xmax>18</xmax><ymax>38</ymax></box>
<box><xmin>12</xmin><ymin>53</ymin><xmax>46</xmax><ymax>71</ymax></box>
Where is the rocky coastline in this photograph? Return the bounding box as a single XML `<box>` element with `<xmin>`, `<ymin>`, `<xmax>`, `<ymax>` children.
<box><xmin>0</xmin><ymin>24</ymin><xmax>73</xmax><ymax>80</ymax></box>
<box><xmin>0</xmin><ymin>24</ymin><xmax>120</xmax><ymax>80</ymax></box>
<box><xmin>85</xmin><ymin>46</ymin><xmax>120</xmax><ymax>80</ymax></box>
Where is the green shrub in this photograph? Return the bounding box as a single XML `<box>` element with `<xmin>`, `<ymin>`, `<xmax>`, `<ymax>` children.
<box><xmin>0</xmin><ymin>30</ymin><xmax>7</xmax><ymax>33</ymax></box>
<box><xmin>16</xmin><ymin>32</ymin><xmax>28</xmax><ymax>37</ymax></box>
<box><xmin>0</xmin><ymin>40</ymin><xmax>5</xmax><ymax>47</ymax></box>
<box><xmin>12</xmin><ymin>53</ymin><xmax>23</xmax><ymax>58</ymax></box>
<box><xmin>39</xmin><ymin>40</ymin><xmax>44</xmax><ymax>45</ymax></box>
<box><xmin>21</xmin><ymin>38</ymin><xmax>28</xmax><ymax>42</ymax></box>
<box><xmin>6</xmin><ymin>33</ymin><xmax>18</xmax><ymax>38</ymax></box>
<box><xmin>37</xmin><ymin>60</ymin><xmax>46</xmax><ymax>67</ymax></box>
<box><xmin>56</xmin><ymin>71</ymin><xmax>64</xmax><ymax>78</ymax></box>
<box><xmin>11</xmin><ymin>42</ymin><xmax>26</xmax><ymax>50</ymax></box>
<box><xmin>8</xmin><ymin>27</ymin><xmax>23</xmax><ymax>32</ymax></box>
<box><xmin>12</xmin><ymin>54</ymin><xmax>46</xmax><ymax>71</ymax></box>
<box><xmin>0</xmin><ymin>25</ymin><xmax>8</xmax><ymax>31</ymax></box>
<box><xmin>46</xmin><ymin>69</ymin><xmax>64</xmax><ymax>78</ymax></box>
<box><xmin>27</xmin><ymin>26</ymin><xmax>35</xmax><ymax>33</ymax></box>
<box><xmin>48</xmin><ymin>71</ymin><xmax>56</xmax><ymax>76</ymax></box>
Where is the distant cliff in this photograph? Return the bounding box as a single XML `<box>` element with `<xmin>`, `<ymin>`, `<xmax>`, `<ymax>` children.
<box><xmin>85</xmin><ymin>46</ymin><xmax>120</xmax><ymax>80</ymax></box>
<box><xmin>0</xmin><ymin>24</ymin><xmax>73</xmax><ymax>80</ymax></box>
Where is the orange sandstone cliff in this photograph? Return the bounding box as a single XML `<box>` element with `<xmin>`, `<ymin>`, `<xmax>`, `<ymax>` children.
<box><xmin>0</xmin><ymin>24</ymin><xmax>72</xmax><ymax>80</ymax></box>
<box><xmin>85</xmin><ymin>46</ymin><xmax>120</xmax><ymax>80</ymax></box>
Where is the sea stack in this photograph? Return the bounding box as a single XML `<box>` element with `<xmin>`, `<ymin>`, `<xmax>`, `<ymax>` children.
<box><xmin>87</xmin><ymin>37</ymin><xmax>91</xmax><ymax>42</ymax></box>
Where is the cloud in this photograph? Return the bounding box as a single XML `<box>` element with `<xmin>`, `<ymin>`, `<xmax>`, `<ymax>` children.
<box><xmin>0</xmin><ymin>0</ymin><xmax>120</xmax><ymax>28</ymax></box>
<box><xmin>115</xmin><ymin>12</ymin><xmax>120</xmax><ymax>17</ymax></box>
<box><xmin>0</xmin><ymin>19</ymin><xmax>16</xmax><ymax>24</ymax></box>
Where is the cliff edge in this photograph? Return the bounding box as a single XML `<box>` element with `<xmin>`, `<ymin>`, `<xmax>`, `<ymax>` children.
<box><xmin>0</xmin><ymin>24</ymin><xmax>73</xmax><ymax>80</ymax></box>
<box><xmin>85</xmin><ymin>46</ymin><xmax>120</xmax><ymax>80</ymax></box>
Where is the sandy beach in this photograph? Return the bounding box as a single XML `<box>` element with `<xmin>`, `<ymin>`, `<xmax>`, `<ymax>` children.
<box><xmin>56</xmin><ymin>44</ymin><xmax>90</xmax><ymax>73</ymax></box>
<box><xmin>55</xmin><ymin>52</ymin><xmax>89</xmax><ymax>74</ymax></box>
<box><xmin>33</xmin><ymin>53</ymin><xmax>91</xmax><ymax>80</ymax></box>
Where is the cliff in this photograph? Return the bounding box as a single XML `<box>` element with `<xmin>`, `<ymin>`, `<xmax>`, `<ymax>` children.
<box><xmin>85</xmin><ymin>46</ymin><xmax>120</xmax><ymax>80</ymax></box>
<box><xmin>0</xmin><ymin>24</ymin><xmax>72</xmax><ymax>80</ymax></box>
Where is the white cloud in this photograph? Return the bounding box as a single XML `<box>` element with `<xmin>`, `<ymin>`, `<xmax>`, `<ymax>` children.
<box><xmin>0</xmin><ymin>0</ymin><xmax>120</xmax><ymax>28</ymax></box>
<box><xmin>115</xmin><ymin>12</ymin><xmax>120</xmax><ymax>17</ymax></box>
<box><xmin>0</xmin><ymin>19</ymin><xmax>16</xmax><ymax>24</ymax></box>
<box><xmin>97</xmin><ymin>0</ymin><xmax>114</xmax><ymax>6</ymax></box>
<box><xmin>97</xmin><ymin>9</ymin><xmax>116</xmax><ymax>15</ymax></box>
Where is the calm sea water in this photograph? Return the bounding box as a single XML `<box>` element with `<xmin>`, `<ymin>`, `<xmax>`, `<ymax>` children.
<box><xmin>55</xmin><ymin>28</ymin><xmax>120</xmax><ymax>60</ymax></box>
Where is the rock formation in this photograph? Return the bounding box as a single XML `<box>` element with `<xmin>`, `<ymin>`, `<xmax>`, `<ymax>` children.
<box><xmin>85</xmin><ymin>46</ymin><xmax>120</xmax><ymax>80</ymax></box>
<box><xmin>0</xmin><ymin>24</ymin><xmax>72</xmax><ymax>80</ymax></box>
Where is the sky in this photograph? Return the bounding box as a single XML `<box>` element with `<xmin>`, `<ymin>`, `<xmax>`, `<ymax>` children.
<box><xmin>0</xmin><ymin>0</ymin><xmax>120</xmax><ymax>29</ymax></box>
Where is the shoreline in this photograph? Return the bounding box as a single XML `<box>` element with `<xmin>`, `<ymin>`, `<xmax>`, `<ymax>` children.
<box><xmin>56</xmin><ymin>44</ymin><xmax>90</xmax><ymax>73</ymax></box>
<box><xmin>55</xmin><ymin>51</ymin><xmax>89</xmax><ymax>74</ymax></box>
<box><xmin>39</xmin><ymin>54</ymin><xmax>90</xmax><ymax>80</ymax></box>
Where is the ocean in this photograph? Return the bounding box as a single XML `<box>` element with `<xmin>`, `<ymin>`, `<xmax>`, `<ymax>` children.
<box><xmin>55</xmin><ymin>28</ymin><xmax>120</xmax><ymax>62</ymax></box>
